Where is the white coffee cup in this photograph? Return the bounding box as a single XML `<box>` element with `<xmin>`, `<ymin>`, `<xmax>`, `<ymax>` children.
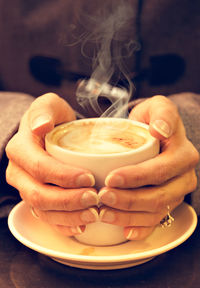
<box><xmin>45</xmin><ymin>118</ymin><xmax>160</xmax><ymax>246</ymax></box>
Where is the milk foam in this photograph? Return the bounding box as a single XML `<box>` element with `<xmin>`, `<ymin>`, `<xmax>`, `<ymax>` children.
<box><xmin>56</xmin><ymin>121</ymin><xmax>148</xmax><ymax>154</ymax></box>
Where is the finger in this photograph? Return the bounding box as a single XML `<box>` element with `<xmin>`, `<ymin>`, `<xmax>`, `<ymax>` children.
<box><xmin>52</xmin><ymin>224</ymin><xmax>86</xmax><ymax>236</ymax></box>
<box><xmin>100</xmin><ymin>208</ymin><xmax>161</xmax><ymax>227</ymax></box>
<box><xmin>26</xmin><ymin>93</ymin><xmax>76</xmax><ymax>136</ymax></box>
<box><xmin>33</xmin><ymin>207</ymin><xmax>99</xmax><ymax>227</ymax></box>
<box><xmin>129</xmin><ymin>95</ymin><xmax>179</xmax><ymax>139</ymax></box>
<box><xmin>99</xmin><ymin>170</ymin><xmax>195</xmax><ymax>212</ymax></box>
<box><xmin>6</xmin><ymin>161</ymin><xmax>98</xmax><ymax>211</ymax></box>
<box><xmin>5</xmin><ymin>93</ymin><xmax>86</xmax><ymax>189</ymax></box>
<box><xmin>6</xmin><ymin>135</ymin><xmax>95</xmax><ymax>188</ymax></box>
<box><xmin>99</xmin><ymin>200</ymin><xmax>181</xmax><ymax>227</ymax></box>
<box><xmin>124</xmin><ymin>226</ymin><xmax>155</xmax><ymax>240</ymax></box>
<box><xmin>30</xmin><ymin>207</ymin><xmax>87</xmax><ymax>236</ymax></box>
<box><xmin>105</xmin><ymin>140</ymin><xmax>199</xmax><ymax>188</ymax></box>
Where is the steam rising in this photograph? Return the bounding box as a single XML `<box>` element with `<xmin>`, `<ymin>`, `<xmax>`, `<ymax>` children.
<box><xmin>75</xmin><ymin>0</ymin><xmax>141</xmax><ymax>118</ymax></box>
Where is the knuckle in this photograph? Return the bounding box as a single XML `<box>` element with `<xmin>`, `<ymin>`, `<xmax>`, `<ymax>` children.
<box><xmin>152</xmin><ymin>95</ymin><xmax>177</xmax><ymax>109</ymax></box>
<box><xmin>152</xmin><ymin>95</ymin><xmax>179</xmax><ymax>121</ymax></box>
<box><xmin>29</xmin><ymin>189</ymin><xmax>43</xmax><ymax>209</ymax></box>
<box><xmin>152</xmin><ymin>95</ymin><xmax>166</xmax><ymax>101</ymax></box>
<box><xmin>43</xmin><ymin>92</ymin><xmax>59</xmax><ymax>101</ymax></box>
<box><xmin>182</xmin><ymin>141</ymin><xmax>199</xmax><ymax>169</ymax></box>
<box><xmin>5</xmin><ymin>163</ymin><xmax>13</xmax><ymax>185</ymax></box>
<box><xmin>126</xmin><ymin>214</ymin><xmax>135</xmax><ymax>226</ymax></box>
<box><xmin>33</xmin><ymin>93</ymin><xmax>60</xmax><ymax>110</ymax></box>
<box><xmin>30</xmin><ymin>158</ymin><xmax>46</xmax><ymax>182</ymax></box>
<box><xmin>176</xmin><ymin>197</ymin><xmax>184</xmax><ymax>206</ymax></box>
<box><xmin>186</xmin><ymin>169</ymin><xmax>198</xmax><ymax>192</ymax></box>
<box><xmin>5</xmin><ymin>162</ymin><xmax>19</xmax><ymax>190</ymax></box>
<box><xmin>56</xmin><ymin>170</ymin><xmax>70</xmax><ymax>185</ymax></box>
<box><xmin>131</xmin><ymin>168</ymin><xmax>147</xmax><ymax>186</ymax></box>
<box><xmin>5</xmin><ymin>135</ymin><xmax>18</xmax><ymax>159</ymax></box>
<box><xmin>5</xmin><ymin>143</ymin><xmax>11</xmax><ymax>159</ymax></box>
<box><xmin>50</xmin><ymin>168</ymin><xmax>71</xmax><ymax>187</ymax></box>
<box><xmin>31</xmin><ymin>157</ymin><xmax>72</xmax><ymax>187</ymax></box>
<box><xmin>189</xmin><ymin>145</ymin><xmax>199</xmax><ymax>167</ymax></box>
<box><xmin>152</xmin><ymin>165</ymin><xmax>169</xmax><ymax>185</ymax></box>
<box><xmin>148</xmin><ymin>213</ymin><xmax>160</xmax><ymax>226</ymax></box>
<box><xmin>55</xmin><ymin>168</ymin><xmax>78</xmax><ymax>187</ymax></box>
<box><xmin>152</xmin><ymin>190</ymin><xmax>166</xmax><ymax>212</ymax></box>
<box><xmin>61</xmin><ymin>197</ymin><xmax>71</xmax><ymax>211</ymax></box>
<box><xmin>125</xmin><ymin>195</ymin><xmax>136</xmax><ymax>211</ymax></box>
<box><xmin>192</xmin><ymin>173</ymin><xmax>198</xmax><ymax>191</ymax></box>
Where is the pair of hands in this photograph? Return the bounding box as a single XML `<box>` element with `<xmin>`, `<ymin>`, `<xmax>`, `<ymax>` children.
<box><xmin>6</xmin><ymin>93</ymin><xmax>199</xmax><ymax>240</ymax></box>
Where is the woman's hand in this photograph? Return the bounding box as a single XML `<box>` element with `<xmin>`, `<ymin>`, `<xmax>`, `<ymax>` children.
<box><xmin>99</xmin><ymin>95</ymin><xmax>199</xmax><ymax>240</ymax></box>
<box><xmin>6</xmin><ymin>93</ymin><xmax>98</xmax><ymax>236</ymax></box>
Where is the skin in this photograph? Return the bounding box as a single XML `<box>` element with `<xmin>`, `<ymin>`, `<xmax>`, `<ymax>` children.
<box><xmin>5</xmin><ymin>93</ymin><xmax>199</xmax><ymax>240</ymax></box>
<box><xmin>100</xmin><ymin>96</ymin><xmax>199</xmax><ymax>239</ymax></box>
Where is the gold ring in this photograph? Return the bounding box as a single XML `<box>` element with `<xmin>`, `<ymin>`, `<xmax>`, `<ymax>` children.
<box><xmin>30</xmin><ymin>206</ymin><xmax>39</xmax><ymax>219</ymax></box>
<box><xmin>160</xmin><ymin>205</ymin><xmax>174</xmax><ymax>228</ymax></box>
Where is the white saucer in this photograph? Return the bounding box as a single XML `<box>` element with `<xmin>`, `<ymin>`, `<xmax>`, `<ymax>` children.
<box><xmin>8</xmin><ymin>201</ymin><xmax>197</xmax><ymax>270</ymax></box>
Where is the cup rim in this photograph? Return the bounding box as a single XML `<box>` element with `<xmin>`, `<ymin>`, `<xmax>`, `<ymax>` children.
<box><xmin>45</xmin><ymin>118</ymin><xmax>159</xmax><ymax>158</ymax></box>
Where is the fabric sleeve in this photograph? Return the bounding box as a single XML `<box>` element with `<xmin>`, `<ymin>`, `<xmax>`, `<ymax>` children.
<box><xmin>168</xmin><ymin>92</ymin><xmax>200</xmax><ymax>215</ymax></box>
<box><xmin>0</xmin><ymin>92</ymin><xmax>34</xmax><ymax>158</ymax></box>
<box><xmin>0</xmin><ymin>92</ymin><xmax>34</xmax><ymax>218</ymax></box>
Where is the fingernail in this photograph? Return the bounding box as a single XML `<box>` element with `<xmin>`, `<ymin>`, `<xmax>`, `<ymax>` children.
<box><xmin>31</xmin><ymin>114</ymin><xmax>51</xmax><ymax>131</ymax></box>
<box><xmin>99</xmin><ymin>209</ymin><xmax>116</xmax><ymax>223</ymax></box>
<box><xmin>126</xmin><ymin>228</ymin><xmax>138</xmax><ymax>240</ymax></box>
<box><xmin>152</xmin><ymin>119</ymin><xmax>171</xmax><ymax>138</ymax></box>
<box><xmin>98</xmin><ymin>190</ymin><xmax>116</xmax><ymax>205</ymax></box>
<box><xmin>76</xmin><ymin>173</ymin><xmax>95</xmax><ymax>187</ymax></box>
<box><xmin>70</xmin><ymin>226</ymin><xmax>85</xmax><ymax>234</ymax></box>
<box><xmin>81</xmin><ymin>191</ymin><xmax>99</xmax><ymax>207</ymax></box>
<box><xmin>30</xmin><ymin>206</ymin><xmax>39</xmax><ymax>219</ymax></box>
<box><xmin>105</xmin><ymin>174</ymin><xmax>124</xmax><ymax>187</ymax></box>
<box><xmin>80</xmin><ymin>208</ymin><xmax>99</xmax><ymax>223</ymax></box>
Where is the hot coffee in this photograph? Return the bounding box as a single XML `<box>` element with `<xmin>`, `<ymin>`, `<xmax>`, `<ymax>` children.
<box><xmin>45</xmin><ymin>118</ymin><xmax>160</xmax><ymax>246</ymax></box>
<box><xmin>49</xmin><ymin>119</ymin><xmax>152</xmax><ymax>155</ymax></box>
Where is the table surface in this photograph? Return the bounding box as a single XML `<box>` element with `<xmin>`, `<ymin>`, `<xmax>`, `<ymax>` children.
<box><xmin>0</xmin><ymin>216</ymin><xmax>200</xmax><ymax>288</ymax></box>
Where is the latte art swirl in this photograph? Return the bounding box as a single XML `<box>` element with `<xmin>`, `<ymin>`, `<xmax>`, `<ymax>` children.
<box><xmin>53</xmin><ymin>121</ymin><xmax>150</xmax><ymax>154</ymax></box>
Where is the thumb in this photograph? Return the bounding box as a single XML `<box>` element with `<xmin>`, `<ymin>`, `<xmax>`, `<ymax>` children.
<box><xmin>129</xmin><ymin>95</ymin><xmax>179</xmax><ymax>140</ymax></box>
<box><xmin>28</xmin><ymin>93</ymin><xmax>76</xmax><ymax>136</ymax></box>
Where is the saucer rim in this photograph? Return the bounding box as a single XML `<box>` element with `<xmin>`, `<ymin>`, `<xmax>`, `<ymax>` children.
<box><xmin>8</xmin><ymin>201</ymin><xmax>198</xmax><ymax>265</ymax></box>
